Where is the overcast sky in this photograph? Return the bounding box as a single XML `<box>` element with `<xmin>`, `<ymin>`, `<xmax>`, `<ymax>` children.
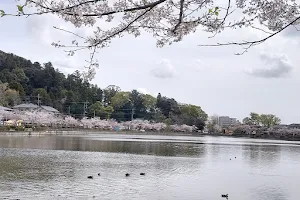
<box><xmin>1</xmin><ymin>1</ymin><xmax>300</xmax><ymax>124</ymax></box>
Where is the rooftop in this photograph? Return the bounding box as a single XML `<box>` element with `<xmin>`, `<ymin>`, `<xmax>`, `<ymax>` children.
<box><xmin>41</xmin><ymin>105</ymin><xmax>59</xmax><ymax>113</ymax></box>
<box><xmin>0</xmin><ymin>106</ymin><xmax>13</xmax><ymax>111</ymax></box>
<box><xmin>13</xmin><ymin>103</ymin><xmax>39</xmax><ymax>109</ymax></box>
<box><xmin>13</xmin><ymin>103</ymin><xmax>59</xmax><ymax>113</ymax></box>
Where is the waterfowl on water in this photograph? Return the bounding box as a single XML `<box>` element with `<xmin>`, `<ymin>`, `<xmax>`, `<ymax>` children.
<box><xmin>221</xmin><ymin>194</ymin><xmax>228</xmax><ymax>199</ymax></box>
<box><xmin>125</xmin><ymin>173</ymin><xmax>130</xmax><ymax>177</ymax></box>
<box><xmin>140</xmin><ymin>173</ymin><xmax>145</xmax><ymax>176</ymax></box>
<box><xmin>98</xmin><ymin>173</ymin><xmax>101</xmax><ymax>176</ymax></box>
<box><xmin>87</xmin><ymin>176</ymin><xmax>93</xmax><ymax>179</ymax></box>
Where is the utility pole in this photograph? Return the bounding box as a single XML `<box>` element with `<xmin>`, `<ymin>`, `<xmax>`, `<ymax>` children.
<box><xmin>83</xmin><ymin>101</ymin><xmax>89</xmax><ymax>118</ymax></box>
<box><xmin>94</xmin><ymin>110</ymin><xmax>95</xmax><ymax>118</ymax></box>
<box><xmin>68</xmin><ymin>106</ymin><xmax>71</xmax><ymax>115</ymax></box>
<box><xmin>37</xmin><ymin>94</ymin><xmax>40</xmax><ymax>106</ymax></box>
<box><xmin>25</xmin><ymin>96</ymin><xmax>30</xmax><ymax>103</ymax></box>
<box><xmin>131</xmin><ymin>108</ymin><xmax>135</xmax><ymax>121</ymax></box>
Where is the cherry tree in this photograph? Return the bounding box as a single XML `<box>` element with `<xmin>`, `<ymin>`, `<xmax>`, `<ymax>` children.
<box><xmin>152</xmin><ymin>122</ymin><xmax>167</xmax><ymax>131</ymax></box>
<box><xmin>3</xmin><ymin>0</ymin><xmax>299</xmax><ymax>79</ymax></box>
<box><xmin>63</xmin><ymin>115</ymin><xmax>79</xmax><ymax>127</ymax></box>
<box><xmin>0</xmin><ymin>110</ymin><xmax>16</xmax><ymax>122</ymax></box>
<box><xmin>18</xmin><ymin>111</ymin><xmax>37</xmax><ymax>124</ymax></box>
<box><xmin>120</xmin><ymin>119</ymin><xmax>168</xmax><ymax>131</ymax></box>
<box><xmin>1</xmin><ymin>109</ymin><xmax>197</xmax><ymax>132</ymax></box>
<box><xmin>80</xmin><ymin>117</ymin><xmax>118</xmax><ymax>129</ymax></box>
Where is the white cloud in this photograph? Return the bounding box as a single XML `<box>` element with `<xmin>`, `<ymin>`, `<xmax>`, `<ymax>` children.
<box><xmin>26</xmin><ymin>15</ymin><xmax>60</xmax><ymax>45</ymax></box>
<box><xmin>137</xmin><ymin>88</ymin><xmax>158</xmax><ymax>97</ymax></box>
<box><xmin>244</xmin><ymin>52</ymin><xmax>294</xmax><ymax>78</ymax></box>
<box><xmin>137</xmin><ymin>88</ymin><xmax>150</xmax><ymax>94</ymax></box>
<box><xmin>52</xmin><ymin>57</ymin><xmax>82</xmax><ymax>69</ymax></box>
<box><xmin>192</xmin><ymin>59</ymin><xmax>211</xmax><ymax>71</ymax></box>
<box><xmin>150</xmin><ymin>59</ymin><xmax>176</xmax><ymax>79</ymax></box>
<box><xmin>26</xmin><ymin>13</ymin><xmax>90</xmax><ymax>48</ymax></box>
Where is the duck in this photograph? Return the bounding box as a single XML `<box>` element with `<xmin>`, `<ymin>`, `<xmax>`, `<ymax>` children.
<box><xmin>221</xmin><ymin>194</ymin><xmax>228</xmax><ymax>199</ymax></box>
<box><xmin>140</xmin><ymin>172</ymin><xmax>145</xmax><ymax>176</ymax></box>
<box><xmin>87</xmin><ymin>176</ymin><xmax>93</xmax><ymax>179</ymax></box>
<box><xmin>125</xmin><ymin>173</ymin><xmax>130</xmax><ymax>177</ymax></box>
<box><xmin>98</xmin><ymin>173</ymin><xmax>101</xmax><ymax>176</ymax></box>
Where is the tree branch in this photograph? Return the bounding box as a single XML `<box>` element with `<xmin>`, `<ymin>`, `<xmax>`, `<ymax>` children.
<box><xmin>250</xmin><ymin>25</ymin><xmax>273</xmax><ymax>34</ymax></box>
<box><xmin>199</xmin><ymin>15</ymin><xmax>300</xmax><ymax>54</ymax></box>
<box><xmin>92</xmin><ymin>7</ymin><xmax>154</xmax><ymax>47</ymax></box>
<box><xmin>208</xmin><ymin>0</ymin><xmax>231</xmax><ymax>38</ymax></box>
<box><xmin>53</xmin><ymin>26</ymin><xmax>87</xmax><ymax>40</ymax></box>
<box><xmin>218</xmin><ymin>0</ymin><xmax>231</xmax><ymax>28</ymax></box>
<box><xmin>26</xmin><ymin>0</ymin><xmax>167</xmax><ymax>17</ymax></box>
<box><xmin>27</xmin><ymin>0</ymin><xmax>97</xmax><ymax>13</ymax></box>
<box><xmin>172</xmin><ymin>0</ymin><xmax>185</xmax><ymax>34</ymax></box>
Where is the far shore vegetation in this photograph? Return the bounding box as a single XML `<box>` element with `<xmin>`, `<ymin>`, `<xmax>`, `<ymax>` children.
<box><xmin>1</xmin><ymin>51</ymin><xmax>300</xmax><ymax>141</ymax></box>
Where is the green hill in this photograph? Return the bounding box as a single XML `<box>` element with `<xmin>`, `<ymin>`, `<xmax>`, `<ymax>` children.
<box><xmin>0</xmin><ymin>50</ymin><xmax>207</xmax><ymax>129</ymax></box>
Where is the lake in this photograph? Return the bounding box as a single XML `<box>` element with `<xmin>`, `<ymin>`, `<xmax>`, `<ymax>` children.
<box><xmin>0</xmin><ymin>133</ymin><xmax>300</xmax><ymax>200</ymax></box>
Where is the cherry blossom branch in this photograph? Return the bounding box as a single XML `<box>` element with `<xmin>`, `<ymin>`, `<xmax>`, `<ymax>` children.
<box><xmin>24</xmin><ymin>0</ymin><xmax>167</xmax><ymax>17</ymax></box>
<box><xmin>208</xmin><ymin>0</ymin><xmax>232</xmax><ymax>38</ymax></box>
<box><xmin>2</xmin><ymin>0</ymin><xmax>299</xmax><ymax>80</ymax></box>
<box><xmin>92</xmin><ymin>7</ymin><xmax>154</xmax><ymax>47</ymax></box>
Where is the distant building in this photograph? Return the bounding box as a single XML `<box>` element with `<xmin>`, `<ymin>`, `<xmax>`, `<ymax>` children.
<box><xmin>40</xmin><ymin>105</ymin><xmax>60</xmax><ymax>114</ymax></box>
<box><xmin>13</xmin><ymin>103</ymin><xmax>39</xmax><ymax>111</ymax></box>
<box><xmin>13</xmin><ymin>103</ymin><xmax>59</xmax><ymax>114</ymax></box>
<box><xmin>288</xmin><ymin>124</ymin><xmax>300</xmax><ymax>129</ymax></box>
<box><xmin>218</xmin><ymin>116</ymin><xmax>239</xmax><ymax>127</ymax></box>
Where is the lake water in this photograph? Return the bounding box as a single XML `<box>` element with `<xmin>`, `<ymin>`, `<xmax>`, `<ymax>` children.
<box><xmin>0</xmin><ymin>133</ymin><xmax>300</xmax><ymax>200</ymax></box>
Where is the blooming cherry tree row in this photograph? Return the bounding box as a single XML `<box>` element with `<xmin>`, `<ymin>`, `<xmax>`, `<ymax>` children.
<box><xmin>0</xmin><ymin>110</ymin><xmax>197</xmax><ymax>132</ymax></box>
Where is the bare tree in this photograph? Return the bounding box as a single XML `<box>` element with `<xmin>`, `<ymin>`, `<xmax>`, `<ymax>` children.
<box><xmin>2</xmin><ymin>0</ymin><xmax>299</xmax><ymax>79</ymax></box>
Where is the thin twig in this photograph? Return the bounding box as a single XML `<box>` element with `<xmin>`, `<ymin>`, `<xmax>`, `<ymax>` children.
<box><xmin>292</xmin><ymin>25</ymin><xmax>300</xmax><ymax>31</ymax></box>
<box><xmin>199</xmin><ymin>15</ymin><xmax>300</xmax><ymax>54</ymax></box>
<box><xmin>208</xmin><ymin>0</ymin><xmax>231</xmax><ymax>38</ymax></box>
<box><xmin>250</xmin><ymin>25</ymin><xmax>273</xmax><ymax>34</ymax></box>
<box><xmin>53</xmin><ymin>26</ymin><xmax>87</xmax><ymax>40</ymax></box>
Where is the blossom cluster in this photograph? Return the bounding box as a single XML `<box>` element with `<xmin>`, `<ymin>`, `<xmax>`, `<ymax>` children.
<box><xmin>231</xmin><ymin>124</ymin><xmax>300</xmax><ymax>137</ymax></box>
<box><xmin>22</xmin><ymin>0</ymin><xmax>299</xmax><ymax>51</ymax></box>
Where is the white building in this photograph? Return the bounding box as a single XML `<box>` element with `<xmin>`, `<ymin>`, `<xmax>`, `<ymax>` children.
<box><xmin>218</xmin><ymin>116</ymin><xmax>239</xmax><ymax>127</ymax></box>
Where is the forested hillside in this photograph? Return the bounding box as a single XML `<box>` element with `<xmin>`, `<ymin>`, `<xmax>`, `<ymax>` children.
<box><xmin>0</xmin><ymin>50</ymin><xmax>207</xmax><ymax>129</ymax></box>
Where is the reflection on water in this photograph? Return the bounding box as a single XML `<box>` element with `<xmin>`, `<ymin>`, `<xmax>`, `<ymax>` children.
<box><xmin>0</xmin><ymin>134</ymin><xmax>300</xmax><ymax>200</ymax></box>
<box><xmin>242</xmin><ymin>145</ymin><xmax>282</xmax><ymax>166</ymax></box>
<box><xmin>251</xmin><ymin>186</ymin><xmax>288</xmax><ymax>200</ymax></box>
<box><xmin>0</xmin><ymin>136</ymin><xmax>206</xmax><ymax>157</ymax></box>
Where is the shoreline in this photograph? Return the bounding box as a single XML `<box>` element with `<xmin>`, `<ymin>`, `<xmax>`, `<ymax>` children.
<box><xmin>0</xmin><ymin>130</ymin><xmax>196</xmax><ymax>137</ymax></box>
<box><xmin>0</xmin><ymin>130</ymin><xmax>300</xmax><ymax>142</ymax></box>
